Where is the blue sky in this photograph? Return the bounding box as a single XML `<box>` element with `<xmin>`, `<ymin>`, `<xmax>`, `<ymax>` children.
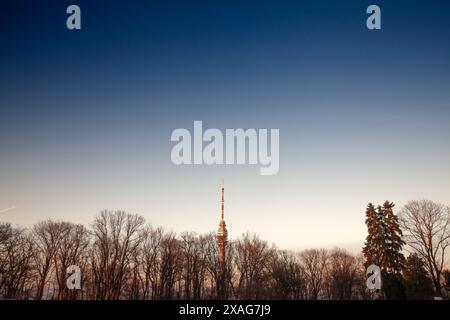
<box><xmin>1</xmin><ymin>0</ymin><xmax>449</xmax><ymax>251</ymax></box>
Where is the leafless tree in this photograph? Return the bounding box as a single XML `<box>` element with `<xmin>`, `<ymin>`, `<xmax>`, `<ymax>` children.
<box><xmin>179</xmin><ymin>232</ymin><xmax>210</xmax><ymax>299</ymax></box>
<box><xmin>90</xmin><ymin>210</ymin><xmax>145</xmax><ymax>299</ymax></box>
<box><xmin>270</xmin><ymin>250</ymin><xmax>307</xmax><ymax>299</ymax></box>
<box><xmin>0</xmin><ymin>223</ymin><xmax>13</xmax><ymax>280</ymax></box>
<box><xmin>353</xmin><ymin>254</ymin><xmax>373</xmax><ymax>300</ymax></box>
<box><xmin>234</xmin><ymin>233</ymin><xmax>275</xmax><ymax>299</ymax></box>
<box><xmin>205</xmin><ymin>233</ymin><xmax>235</xmax><ymax>299</ymax></box>
<box><xmin>32</xmin><ymin>220</ymin><xmax>69</xmax><ymax>299</ymax></box>
<box><xmin>53</xmin><ymin>223</ymin><xmax>90</xmax><ymax>299</ymax></box>
<box><xmin>300</xmin><ymin>248</ymin><xmax>328</xmax><ymax>299</ymax></box>
<box><xmin>131</xmin><ymin>225</ymin><xmax>163</xmax><ymax>299</ymax></box>
<box><xmin>0</xmin><ymin>224</ymin><xmax>34</xmax><ymax>298</ymax></box>
<box><xmin>399</xmin><ymin>200</ymin><xmax>450</xmax><ymax>294</ymax></box>
<box><xmin>158</xmin><ymin>232</ymin><xmax>182</xmax><ymax>299</ymax></box>
<box><xmin>324</xmin><ymin>248</ymin><xmax>359</xmax><ymax>300</ymax></box>
<box><xmin>0</xmin><ymin>223</ymin><xmax>12</xmax><ymax>244</ymax></box>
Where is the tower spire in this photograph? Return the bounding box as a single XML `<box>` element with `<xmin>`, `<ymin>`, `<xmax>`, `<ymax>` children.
<box><xmin>221</xmin><ymin>178</ymin><xmax>224</xmax><ymax>220</ymax></box>
<box><xmin>217</xmin><ymin>178</ymin><xmax>228</xmax><ymax>299</ymax></box>
<box><xmin>217</xmin><ymin>178</ymin><xmax>228</xmax><ymax>254</ymax></box>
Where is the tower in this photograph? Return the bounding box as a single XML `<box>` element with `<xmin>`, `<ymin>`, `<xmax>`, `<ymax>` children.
<box><xmin>217</xmin><ymin>179</ymin><xmax>228</xmax><ymax>267</ymax></box>
<box><xmin>217</xmin><ymin>179</ymin><xmax>228</xmax><ymax>298</ymax></box>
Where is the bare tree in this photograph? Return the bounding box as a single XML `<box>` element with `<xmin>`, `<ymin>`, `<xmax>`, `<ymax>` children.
<box><xmin>234</xmin><ymin>233</ymin><xmax>274</xmax><ymax>299</ymax></box>
<box><xmin>192</xmin><ymin>234</ymin><xmax>211</xmax><ymax>299</ymax></box>
<box><xmin>53</xmin><ymin>223</ymin><xmax>90</xmax><ymax>299</ymax></box>
<box><xmin>0</xmin><ymin>223</ymin><xmax>12</xmax><ymax>244</ymax></box>
<box><xmin>132</xmin><ymin>225</ymin><xmax>163</xmax><ymax>299</ymax></box>
<box><xmin>399</xmin><ymin>200</ymin><xmax>450</xmax><ymax>295</ymax></box>
<box><xmin>90</xmin><ymin>210</ymin><xmax>145</xmax><ymax>299</ymax></box>
<box><xmin>325</xmin><ymin>248</ymin><xmax>358</xmax><ymax>300</ymax></box>
<box><xmin>0</xmin><ymin>224</ymin><xmax>34</xmax><ymax>299</ymax></box>
<box><xmin>204</xmin><ymin>233</ymin><xmax>221</xmax><ymax>299</ymax></box>
<box><xmin>205</xmin><ymin>233</ymin><xmax>234</xmax><ymax>299</ymax></box>
<box><xmin>0</xmin><ymin>223</ymin><xmax>13</xmax><ymax>282</ymax></box>
<box><xmin>158</xmin><ymin>232</ymin><xmax>182</xmax><ymax>299</ymax></box>
<box><xmin>270</xmin><ymin>250</ymin><xmax>307</xmax><ymax>299</ymax></box>
<box><xmin>32</xmin><ymin>220</ymin><xmax>68</xmax><ymax>299</ymax></box>
<box><xmin>300</xmin><ymin>248</ymin><xmax>328</xmax><ymax>300</ymax></box>
<box><xmin>353</xmin><ymin>254</ymin><xmax>373</xmax><ymax>300</ymax></box>
<box><xmin>179</xmin><ymin>232</ymin><xmax>209</xmax><ymax>299</ymax></box>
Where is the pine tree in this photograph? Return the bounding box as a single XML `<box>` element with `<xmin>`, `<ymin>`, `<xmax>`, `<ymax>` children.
<box><xmin>362</xmin><ymin>203</ymin><xmax>383</xmax><ymax>268</ymax></box>
<box><xmin>362</xmin><ymin>201</ymin><xmax>406</xmax><ymax>299</ymax></box>
<box><xmin>404</xmin><ymin>253</ymin><xmax>434</xmax><ymax>300</ymax></box>
<box><xmin>381</xmin><ymin>201</ymin><xmax>405</xmax><ymax>273</ymax></box>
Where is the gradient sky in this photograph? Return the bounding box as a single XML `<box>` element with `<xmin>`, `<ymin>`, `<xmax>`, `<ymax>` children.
<box><xmin>1</xmin><ymin>0</ymin><xmax>450</xmax><ymax>252</ymax></box>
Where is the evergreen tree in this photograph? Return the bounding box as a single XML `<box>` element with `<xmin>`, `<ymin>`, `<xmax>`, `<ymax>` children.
<box><xmin>362</xmin><ymin>203</ymin><xmax>383</xmax><ymax>268</ymax></box>
<box><xmin>382</xmin><ymin>272</ymin><xmax>406</xmax><ymax>300</ymax></box>
<box><xmin>362</xmin><ymin>201</ymin><xmax>406</xmax><ymax>299</ymax></box>
<box><xmin>381</xmin><ymin>201</ymin><xmax>405</xmax><ymax>273</ymax></box>
<box><xmin>403</xmin><ymin>253</ymin><xmax>434</xmax><ymax>300</ymax></box>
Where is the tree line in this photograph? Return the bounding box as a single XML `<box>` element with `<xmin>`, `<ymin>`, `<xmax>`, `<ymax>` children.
<box><xmin>0</xmin><ymin>199</ymin><xmax>449</xmax><ymax>300</ymax></box>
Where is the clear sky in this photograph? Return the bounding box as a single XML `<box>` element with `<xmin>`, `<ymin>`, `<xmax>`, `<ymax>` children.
<box><xmin>1</xmin><ymin>0</ymin><xmax>449</xmax><ymax>252</ymax></box>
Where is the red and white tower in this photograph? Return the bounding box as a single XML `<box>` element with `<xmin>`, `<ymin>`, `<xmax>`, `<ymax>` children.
<box><xmin>217</xmin><ymin>179</ymin><xmax>228</xmax><ymax>274</ymax></box>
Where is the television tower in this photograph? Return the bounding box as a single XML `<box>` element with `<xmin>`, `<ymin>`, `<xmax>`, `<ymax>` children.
<box><xmin>217</xmin><ymin>179</ymin><xmax>228</xmax><ymax>298</ymax></box>
<box><xmin>218</xmin><ymin>179</ymin><xmax>228</xmax><ymax>266</ymax></box>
